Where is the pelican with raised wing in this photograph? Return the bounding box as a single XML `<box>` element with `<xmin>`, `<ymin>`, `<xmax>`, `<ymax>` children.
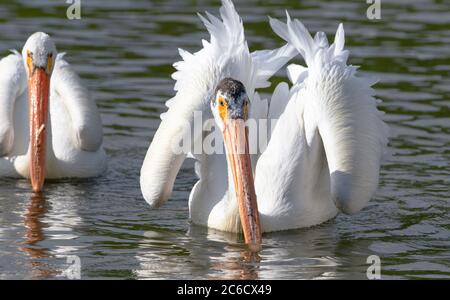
<box><xmin>140</xmin><ymin>0</ymin><xmax>296</xmax><ymax>246</ymax></box>
<box><xmin>0</xmin><ymin>32</ymin><xmax>107</xmax><ymax>192</ymax></box>
<box><xmin>140</xmin><ymin>1</ymin><xmax>388</xmax><ymax>245</ymax></box>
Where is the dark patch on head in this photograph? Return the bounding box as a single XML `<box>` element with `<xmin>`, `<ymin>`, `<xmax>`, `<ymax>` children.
<box><xmin>214</xmin><ymin>78</ymin><xmax>247</xmax><ymax>102</ymax></box>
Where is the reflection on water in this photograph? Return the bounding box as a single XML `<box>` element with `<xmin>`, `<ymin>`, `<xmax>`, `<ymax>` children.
<box><xmin>21</xmin><ymin>193</ymin><xmax>48</xmax><ymax>258</ymax></box>
<box><xmin>0</xmin><ymin>0</ymin><xmax>449</xmax><ymax>279</ymax></box>
<box><xmin>8</xmin><ymin>189</ymin><xmax>85</xmax><ymax>279</ymax></box>
<box><xmin>134</xmin><ymin>227</ymin><xmax>262</xmax><ymax>280</ymax></box>
<box><xmin>133</xmin><ymin>223</ymin><xmax>346</xmax><ymax>280</ymax></box>
<box><xmin>19</xmin><ymin>193</ymin><xmax>55</xmax><ymax>278</ymax></box>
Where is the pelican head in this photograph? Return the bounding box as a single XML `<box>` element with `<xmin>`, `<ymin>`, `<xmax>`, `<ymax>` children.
<box><xmin>211</xmin><ymin>78</ymin><xmax>262</xmax><ymax>248</ymax></box>
<box><xmin>22</xmin><ymin>32</ymin><xmax>57</xmax><ymax>192</ymax></box>
<box><xmin>22</xmin><ymin>32</ymin><xmax>57</xmax><ymax>77</ymax></box>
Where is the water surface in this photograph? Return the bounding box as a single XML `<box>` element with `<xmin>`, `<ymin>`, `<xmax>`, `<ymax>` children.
<box><xmin>0</xmin><ymin>0</ymin><xmax>449</xmax><ymax>279</ymax></box>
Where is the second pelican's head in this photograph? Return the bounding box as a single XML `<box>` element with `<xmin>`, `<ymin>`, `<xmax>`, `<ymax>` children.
<box><xmin>211</xmin><ymin>78</ymin><xmax>262</xmax><ymax>249</ymax></box>
<box><xmin>22</xmin><ymin>32</ymin><xmax>57</xmax><ymax>193</ymax></box>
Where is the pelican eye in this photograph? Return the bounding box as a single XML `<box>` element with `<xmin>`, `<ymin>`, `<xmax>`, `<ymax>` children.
<box><xmin>26</xmin><ymin>51</ymin><xmax>33</xmax><ymax>73</ymax></box>
<box><xmin>217</xmin><ymin>95</ymin><xmax>227</xmax><ymax>107</ymax></box>
<box><xmin>217</xmin><ymin>96</ymin><xmax>228</xmax><ymax>120</ymax></box>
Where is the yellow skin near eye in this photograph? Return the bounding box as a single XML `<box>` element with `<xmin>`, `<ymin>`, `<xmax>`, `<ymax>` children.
<box><xmin>26</xmin><ymin>51</ymin><xmax>53</xmax><ymax>75</ymax></box>
<box><xmin>218</xmin><ymin>96</ymin><xmax>228</xmax><ymax>121</ymax></box>
<box><xmin>26</xmin><ymin>50</ymin><xmax>33</xmax><ymax>74</ymax></box>
<box><xmin>218</xmin><ymin>96</ymin><xmax>249</xmax><ymax>121</ymax></box>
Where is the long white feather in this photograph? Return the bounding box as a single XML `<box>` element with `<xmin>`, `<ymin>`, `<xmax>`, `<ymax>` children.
<box><xmin>267</xmin><ymin>15</ymin><xmax>389</xmax><ymax>215</ymax></box>
<box><xmin>51</xmin><ymin>54</ymin><xmax>103</xmax><ymax>152</ymax></box>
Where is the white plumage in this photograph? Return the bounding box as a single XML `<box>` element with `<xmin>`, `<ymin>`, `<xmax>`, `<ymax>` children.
<box><xmin>140</xmin><ymin>1</ymin><xmax>388</xmax><ymax>233</ymax></box>
<box><xmin>141</xmin><ymin>0</ymin><xmax>296</xmax><ymax>234</ymax></box>
<box><xmin>255</xmin><ymin>14</ymin><xmax>388</xmax><ymax>231</ymax></box>
<box><xmin>0</xmin><ymin>32</ymin><xmax>106</xmax><ymax>180</ymax></box>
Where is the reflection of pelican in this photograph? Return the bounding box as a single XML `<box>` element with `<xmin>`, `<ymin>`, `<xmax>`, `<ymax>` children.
<box><xmin>18</xmin><ymin>188</ymin><xmax>84</xmax><ymax>279</ymax></box>
<box><xmin>21</xmin><ymin>193</ymin><xmax>47</xmax><ymax>258</ymax></box>
<box><xmin>0</xmin><ymin>32</ymin><xmax>106</xmax><ymax>192</ymax></box>
<box><xmin>208</xmin><ymin>248</ymin><xmax>260</xmax><ymax>280</ymax></box>
<box><xmin>134</xmin><ymin>226</ymin><xmax>261</xmax><ymax>280</ymax></box>
<box><xmin>202</xmin><ymin>228</ymin><xmax>261</xmax><ymax>280</ymax></box>
<box><xmin>187</xmin><ymin>225</ymin><xmax>261</xmax><ymax>280</ymax></box>
<box><xmin>19</xmin><ymin>192</ymin><xmax>57</xmax><ymax>278</ymax></box>
<box><xmin>134</xmin><ymin>224</ymin><xmax>343</xmax><ymax>280</ymax></box>
<box><xmin>141</xmin><ymin>1</ymin><xmax>388</xmax><ymax>244</ymax></box>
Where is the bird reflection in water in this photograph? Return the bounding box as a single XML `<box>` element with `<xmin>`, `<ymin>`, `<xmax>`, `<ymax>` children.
<box><xmin>19</xmin><ymin>192</ymin><xmax>58</xmax><ymax>278</ymax></box>
<box><xmin>205</xmin><ymin>229</ymin><xmax>262</xmax><ymax>280</ymax></box>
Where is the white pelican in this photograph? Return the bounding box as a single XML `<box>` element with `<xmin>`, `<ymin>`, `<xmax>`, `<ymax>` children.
<box><xmin>140</xmin><ymin>1</ymin><xmax>388</xmax><ymax>246</ymax></box>
<box><xmin>0</xmin><ymin>32</ymin><xmax>106</xmax><ymax>192</ymax></box>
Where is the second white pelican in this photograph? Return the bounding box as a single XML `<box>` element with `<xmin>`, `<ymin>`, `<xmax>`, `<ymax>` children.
<box><xmin>0</xmin><ymin>32</ymin><xmax>107</xmax><ymax>192</ymax></box>
<box><xmin>140</xmin><ymin>1</ymin><xmax>388</xmax><ymax>245</ymax></box>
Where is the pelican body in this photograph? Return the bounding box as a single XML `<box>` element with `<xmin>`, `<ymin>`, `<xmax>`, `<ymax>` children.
<box><xmin>0</xmin><ymin>32</ymin><xmax>106</xmax><ymax>191</ymax></box>
<box><xmin>140</xmin><ymin>1</ymin><xmax>388</xmax><ymax>238</ymax></box>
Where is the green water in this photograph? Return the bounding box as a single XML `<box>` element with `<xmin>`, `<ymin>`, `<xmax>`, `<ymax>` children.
<box><xmin>0</xmin><ymin>0</ymin><xmax>449</xmax><ymax>279</ymax></box>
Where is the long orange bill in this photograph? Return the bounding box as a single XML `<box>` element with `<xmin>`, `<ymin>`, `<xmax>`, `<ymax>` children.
<box><xmin>223</xmin><ymin>119</ymin><xmax>262</xmax><ymax>250</ymax></box>
<box><xmin>28</xmin><ymin>67</ymin><xmax>50</xmax><ymax>193</ymax></box>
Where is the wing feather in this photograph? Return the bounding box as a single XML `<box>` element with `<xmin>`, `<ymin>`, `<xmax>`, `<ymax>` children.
<box><xmin>141</xmin><ymin>0</ymin><xmax>295</xmax><ymax>207</ymax></box>
<box><xmin>0</xmin><ymin>52</ymin><xmax>26</xmax><ymax>156</ymax></box>
<box><xmin>51</xmin><ymin>54</ymin><xmax>103</xmax><ymax>152</ymax></box>
<box><xmin>270</xmin><ymin>15</ymin><xmax>389</xmax><ymax>214</ymax></box>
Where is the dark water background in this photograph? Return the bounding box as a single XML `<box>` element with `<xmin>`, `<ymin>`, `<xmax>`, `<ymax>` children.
<box><xmin>0</xmin><ymin>0</ymin><xmax>449</xmax><ymax>279</ymax></box>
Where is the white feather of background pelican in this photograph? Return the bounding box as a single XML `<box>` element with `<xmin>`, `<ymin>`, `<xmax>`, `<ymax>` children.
<box><xmin>0</xmin><ymin>32</ymin><xmax>107</xmax><ymax>192</ymax></box>
<box><xmin>140</xmin><ymin>0</ymin><xmax>388</xmax><ymax>244</ymax></box>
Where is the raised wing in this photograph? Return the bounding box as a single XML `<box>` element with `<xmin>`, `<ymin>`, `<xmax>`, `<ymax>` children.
<box><xmin>251</xmin><ymin>43</ymin><xmax>296</xmax><ymax>89</ymax></box>
<box><xmin>270</xmin><ymin>14</ymin><xmax>389</xmax><ymax>214</ymax></box>
<box><xmin>141</xmin><ymin>0</ymin><xmax>295</xmax><ymax>208</ymax></box>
